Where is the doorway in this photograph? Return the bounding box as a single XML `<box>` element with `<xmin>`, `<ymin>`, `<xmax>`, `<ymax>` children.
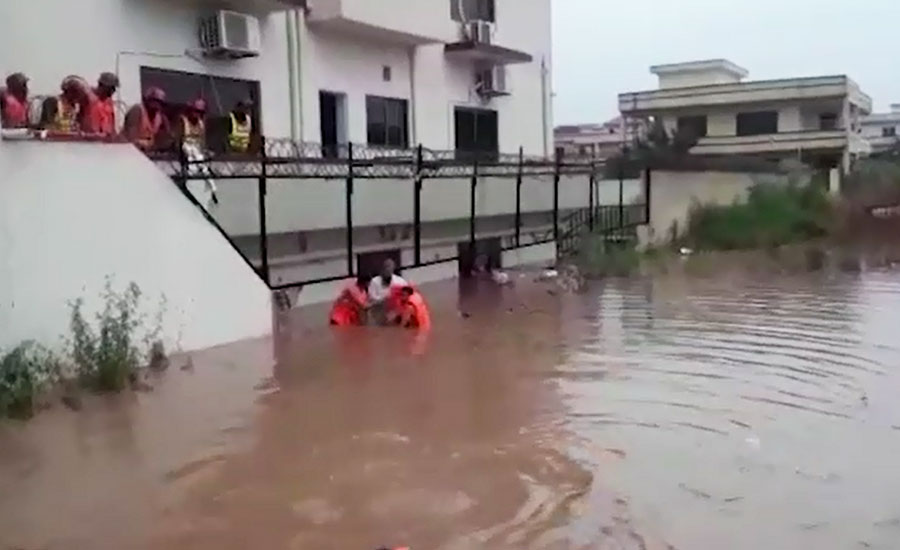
<box><xmin>319</xmin><ymin>91</ymin><xmax>346</xmax><ymax>158</ymax></box>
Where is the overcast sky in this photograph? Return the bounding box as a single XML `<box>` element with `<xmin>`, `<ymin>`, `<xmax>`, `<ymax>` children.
<box><xmin>552</xmin><ymin>0</ymin><xmax>899</xmax><ymax>125</ymax></box>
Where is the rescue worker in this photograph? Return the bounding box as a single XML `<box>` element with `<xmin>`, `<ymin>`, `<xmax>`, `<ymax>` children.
<box><xmin>368</xmin><ymin>259</ymin><xmax>408</xmax><ymax>325</ymax></box>
<box><xmin>176</xmin><ymin>98</ymin><xmax>207</xmax><ymax>149</ymax></box>
<box><xmin>83</xmin><ymin>72</ymin><xmax>119</xmax><ymax>136</ymax></box>
<box><xmin>123</xmin><ymin>87</ymin><xmax>168</xmax><ymax>151</ymax></box>
<box><xmin>227</xmin><ymin>99</ymin><xmax>253</xmax><ymax>153</ymax></box>
<box><xmin>392</xmin><ymin>285</ymin><xmax>432</xmax><ymax>331</ymax></box>
<box><xmin>40</xmin><ymin>76</ymin><xmax>90</xmax><ymax>133</ymax></box>
<box><xmin>1</xmin><ymin>72</ymin><xmax>29</xmax><ymax>128</ymax></box>
<box><xmin>329</xmin><ymin>275</ymin><xmax>371</xmax><ymax>326</ymax></box>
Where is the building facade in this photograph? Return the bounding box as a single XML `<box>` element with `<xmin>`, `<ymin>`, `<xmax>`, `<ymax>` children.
<box><xmin>0</xmin><ymin>0</ymin><xmax>553</xmax><ymax>157</ymax></box>
<box><xmin>861</xmin><ymin>105</ymin><xmax>900</xmax><ymax>155</ymax></box>
<box><xmin>618</xmin><ymin>59</ymin><xmax>872</xmax><ymax>172</ymax></box>
<box><xmin>554</xmin><ymin>117</ymin><xmax>644</xmax><ymax>160</ymax></box>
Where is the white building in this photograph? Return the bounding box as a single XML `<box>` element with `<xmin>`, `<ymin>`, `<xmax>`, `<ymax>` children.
<box><xmin>618</xmin><ymin>59</ymin><xmax>872</xmax><ymax>172</ymax></box>
<box><xmin>554</xmin><ymin>116</ymin><xmax>644</xmax><ymax>160</ymax></box>
<box><xmin>861</xmin><ymin>105</ymin><xmax>900</xmax><ymax>155</ymax></box>
<box><xmin>0</xmin><ymin>0</ymin><xmax>552</xmax><ymax>156</ymax></box>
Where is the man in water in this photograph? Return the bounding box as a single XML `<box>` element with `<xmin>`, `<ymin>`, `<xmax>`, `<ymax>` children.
<box><xmin>329</xmin><ymin>275</ymin><xmax>371</xmax><ymax>326</ymax></box>
<box><xmin>391</xmin><ymin>285</ymin><xmax>431</xmax><ymax>330</ymax></box>
<box><xmin>368</xmin><ymin>259</ymin><xmax>407</xmax><ymax>325</ymax></box>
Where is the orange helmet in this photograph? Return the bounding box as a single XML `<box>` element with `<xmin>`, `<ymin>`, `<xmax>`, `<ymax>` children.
<box><xmin>143</xmin><ymin>87</ymin><xmax>166</xmax><ymax>102</ymax></box>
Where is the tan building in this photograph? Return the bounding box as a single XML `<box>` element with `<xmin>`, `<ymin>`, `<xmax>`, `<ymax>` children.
<box><xmin>618</xmin><ymin>59</ymin><xmax>872</xmax><ymax>172</ymax></box>
<box><xmin>861</xmin><ymin>105</ymin><xmax>900</xmax><ymax>154</ymax></box>
<box><xmin>554</xmin><ymin>117</ymin><xmax>644</xmax><ymax>160</ymax></box>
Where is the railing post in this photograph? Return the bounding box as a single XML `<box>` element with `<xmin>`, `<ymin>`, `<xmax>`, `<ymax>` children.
<box><xmin>553</xmin><ymin>152</ymin><xmax>560</xmax><ymax>243</ymax></box>
<box><xmin>257</xmin><ymin>136</ymin><xmax>270</xmax><ymax>284</ymax></box>
<box><xmin>588</xmin><ymin>161</ymin><xmax>595</xmax><ymax>232</ymax></box>
<box><xmin>644</xmin><ymin>167</ymin><xmax>651</xmax><ymax>225</ymax></box>
<box><xmin>346</xmin><ymin>142</ymin><xmax>354</xmax><ymax>277</ymax></box>
<box><xmin>469</xmin><ymin>159</ymin><xmax>478</xmax><ymax>249</ymax></box>
<box><xmin>618</xmin><ymin>157</ymin><xmax>625</xmax><ymax>228</ymax></box>
<box><xmin>414</xmin><ymin>144</ymin><xmax>423</xmax><ymax>266</ymax></box>
<box><xmin>515</xmin><ymin>146</ymin><xmax>523</xmax><ymax>248</ymax></box>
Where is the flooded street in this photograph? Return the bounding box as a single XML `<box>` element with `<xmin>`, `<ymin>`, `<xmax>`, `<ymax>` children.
<box><xmin>3</xmin><ymin>265</ymin><xmax>900</xmax><ymax>549</ymax></box>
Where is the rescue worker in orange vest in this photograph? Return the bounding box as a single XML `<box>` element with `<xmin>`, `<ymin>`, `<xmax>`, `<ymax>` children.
<box><xmin>228</xmin><ymin>99</ymin><xmax>253</xmax><ymax>153</ymax></box>
<box><xmin>176</xmin><ymin>98</ymin><xmax>207</xmax><ymax>150</ymax></box>
<box><xmin>40</xmin><ymin>76</ymin><xmax>90</xmax><ymax>133</ymax></box>
<box><xmin>123</xmin><ymin>87</ymin><xmax>169</xmax><ymax>152</ymax></box>
<box><xmin>1</xmin><ymin>72</ymin><xmax>29</xmax><ymax>128</ymax></box>
<box><xmin>391</xmin><ymin>285</ymin><xmax>432</xmax><ymax>331</ymax></box>
<box><xmin>329</xmin><ymin>275</ymin><xmax>372</xmax><ymax>326</ymax></box>
<box><xmin>83</xmin><ymin>72</ymin><xmax>119</xmax><ymax>136</ymax></box>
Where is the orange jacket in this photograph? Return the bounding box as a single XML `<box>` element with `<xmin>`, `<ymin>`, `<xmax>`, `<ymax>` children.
<box><xmin>1</xmin><ymin>93</ymin><xmax>28</xmax><ymax>127</ymax></box>
<box><xmin>401</xmin><ymin>291</ymin><xmax>431</xmax><ymax>331</ymax></box>
<box><xmin>329</xmin><ymin>282</ymin><xmax>368</xmax><ymax>326</ymax></box>
<box><xmin>85</xmin><ymin>93</ymin><xmax>116</xmax><ymax>135</ymax></box>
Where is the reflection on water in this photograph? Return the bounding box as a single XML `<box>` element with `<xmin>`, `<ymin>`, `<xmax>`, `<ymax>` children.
<box><xmin>3</xmin><ymin>267</ymin><xmax>900</xmax><ymax>549</ymax></box>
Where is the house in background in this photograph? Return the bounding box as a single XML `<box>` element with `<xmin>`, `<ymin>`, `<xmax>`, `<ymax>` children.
<box><xmin>554</xmin><ymin>116</ymin><xmax>644</xmax><ymax>160</ymax></box>
<box><xmin>618</xmin><ymin>59</ymin><xmax>872</xmax><ymax>173</ymax></box>
<box><xmin>861</xmin><ymin>105</ymin><xmax>900</xmax><ymax>155</ymax></box>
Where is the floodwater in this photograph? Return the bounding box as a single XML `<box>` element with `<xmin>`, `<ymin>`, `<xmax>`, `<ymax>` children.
<box><xmin>3</xmin><ymin>264</ymin><xmax>900</xmax><ymax>550</ymax></box>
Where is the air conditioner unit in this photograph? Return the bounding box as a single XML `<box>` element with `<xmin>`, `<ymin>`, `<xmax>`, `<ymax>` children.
<box><xmin>468</xmin><ymin>20</ymin><xmax>493</xmax><ymax>44</ymax></box>
<box><xmin>199</xmin><ymin>11</ymin><xmax>261</xmax><ymax>59</ymax></box>
<box><xmin>475</xmin><ymin>66</ymin><xmax>509</xmax><ymax>98</ymax></box>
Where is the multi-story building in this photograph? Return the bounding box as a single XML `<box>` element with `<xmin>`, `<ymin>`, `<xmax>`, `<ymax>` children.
<box><xmin>554</xmin><ymin>116</ymin><xmax>644</xmax><ymax>160</ymax></box>
<box><xmin>618</xmin><ymin>59</ymin><xmax>872</xmax><ymax>172</ymax></box>
<box><xmin>0</xmin><ymin>0</ymin><xmax>552</xmax><ymax>156</ymax></box>
<box><xmin>862</xmin><ymin>105</ymin><xmax>900</xmax><ymax>155</ymax></box>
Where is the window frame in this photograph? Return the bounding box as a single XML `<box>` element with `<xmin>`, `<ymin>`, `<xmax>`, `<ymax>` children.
<box><xmin>676</xmin><ymin>115</ymin><xmax>708</xmax><ymax>138</ymax></box>
<box><xmin>736</xmin><ymin>111</ymin><xmax>779</xmax><ymax>137</ymax></box>
<box><xmin>365</xmin><ymin>95</ymin><xmax>409</xmax><ymax>149</ymax></box>
<box><xmin>454</xmin><ymin>106</ymin><xmax>499</xmax><ymax>159</ymax></box>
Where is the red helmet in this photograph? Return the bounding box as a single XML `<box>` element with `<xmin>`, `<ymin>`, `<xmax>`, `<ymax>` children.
<box><xmin>144</xmin><ymin>87</ymin><xmax>166</xmax><ymax>102</ymax></box>
<box><xmin>189</xmin><ymin>98</ymin><xmax>207</xmax><ymax>112</ymax></box>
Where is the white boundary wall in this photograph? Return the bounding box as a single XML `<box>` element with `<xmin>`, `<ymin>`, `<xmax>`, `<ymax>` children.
<box><xmin>0</xmin><ymin>141</ymin><xmax>273</xmax><ymax>353</ymax></box>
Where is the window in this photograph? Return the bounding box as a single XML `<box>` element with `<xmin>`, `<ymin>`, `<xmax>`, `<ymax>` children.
<box><xmin>883</xmin><ymin>126</ymin><xmax>897</xmax><ymax>138</ymax></box>
<box><xmin>454</xmin><ymin>107</ymin><xmax>498</xmax><ymax>159</ymax></box>
<box><xmin>366</xmin><ymin>96</ymin><xmax>408</xmax><ymax>148</ymax></box>
<box><xmin>819</xmin><ymin>113</ymin><xmax>838</xmax><ymax>131</ymax></box>
<box><xmin>736</xmin><ymin>111</ymin><xmax>778</xmax><ymax>136</ymax></box>
<box><xmin>451</xmin><ymin>0</ymin><xmax>495</xmax><ymax>22</ymax></box>
<box><xmin>676</xmin><ymin>115</ymin><xmax>708</xmax><ymax>138</ymax></box>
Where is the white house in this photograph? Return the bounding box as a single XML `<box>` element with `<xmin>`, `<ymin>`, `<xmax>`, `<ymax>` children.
<box><xmin>554</xmin><ymin>116</ymin><xmax>644</xmax><ymax>160</ymax></box>
<box><xmin>861</xmin><ymin>105</ymin><xmax>900</xmax><ymax>154</ymax></box>
<box><xmin>618</xmin><ymin>59</ymin><xmax>872</xmax><ymax>173</ymax></box>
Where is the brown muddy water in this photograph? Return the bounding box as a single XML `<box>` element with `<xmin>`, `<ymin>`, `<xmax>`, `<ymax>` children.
<box><xmin>3</xmin><ymin>265</ymin><xmax>900</xmax><ymax>550</ymax></box>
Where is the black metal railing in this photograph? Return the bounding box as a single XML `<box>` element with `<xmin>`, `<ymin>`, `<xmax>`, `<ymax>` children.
<box><xmin>160</xmin><ymin>138</ymin><xmax>650</xmax><ymax>290</ymax></box>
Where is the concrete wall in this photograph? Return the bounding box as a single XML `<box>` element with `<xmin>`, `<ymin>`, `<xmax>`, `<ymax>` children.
<box><xmin>638</xmin><ymin>170</ymin><xmax>788</xmax><ymax>247</ymax></box>
<box><xmin>0</xmin><ymin>141</ymin><xmax>273</xmax><ymax>354</ymax></box>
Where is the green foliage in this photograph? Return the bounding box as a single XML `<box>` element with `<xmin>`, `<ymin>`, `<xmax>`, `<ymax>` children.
<box><xmin>685</xmin><ymin>183</ymin><xmax>833</xmax><ymax>250</ymax></box>
<box><xmin>576</xmin><ymin>236</ymin><xmax>641</xmax><ymax>278</ymax></box>
<box><xmin>69</xmin><ymin>281</ymin><xmax>144</xmax><ymax>392</ymax></box>
<box><xmin>0</xmin><ymin>342</ymin><xmax>61</xmax><ymax>419</ymax></box>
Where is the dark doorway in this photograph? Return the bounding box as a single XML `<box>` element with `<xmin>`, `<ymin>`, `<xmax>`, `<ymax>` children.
<box><xmin>357</xmin><ymin>249</ymin><xmax>402</xmax><ymax>279</ymax></box>
<box><xmin>457</xmin><ymin>237</ymin><xmax>502</xmax><ymax>277</ymax></box>
<box><xmin>320</xmin><ymin>91</ymin><xmax>340</xmax><ymax>158</ymax></box>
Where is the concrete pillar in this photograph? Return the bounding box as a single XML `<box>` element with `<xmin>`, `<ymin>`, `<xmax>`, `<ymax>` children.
<box><xmin>829</xmin><ymin>168</ymin><xmax>841</xmax><ymax>196</ymax></box>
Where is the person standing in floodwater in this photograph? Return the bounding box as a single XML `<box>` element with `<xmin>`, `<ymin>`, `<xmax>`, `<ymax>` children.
<box><xmin>368</xmin><ymin>259</ymin><xmax>407</xmax><ymax>325</ymax></box>
<box><xmin>391</xmin><ymin>285</ymin><xmax>431</xmax><ymax>330</ymax></box>
<box><xmin>329</xmin><ymin>275</ymin><xmax>371</xmax><ymax>326</ymax></box>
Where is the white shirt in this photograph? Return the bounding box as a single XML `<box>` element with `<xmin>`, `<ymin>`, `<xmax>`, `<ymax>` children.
<box><xmin>368</xmin><ymin>274</ymin><xmax>408</xmax><ymax>303</ymax></box>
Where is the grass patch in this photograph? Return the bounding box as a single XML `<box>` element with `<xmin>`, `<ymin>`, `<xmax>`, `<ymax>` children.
<box><xmin>685</xmin><ymin>182</ymin><xmax>833</xmax><ymax>250</ymax></box>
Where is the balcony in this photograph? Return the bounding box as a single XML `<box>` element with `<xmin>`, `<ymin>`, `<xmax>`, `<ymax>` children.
<box><xmin>305</xmin><ymin>0</ymin><xmax>454</xmax><ymax>45</ymax></box>
<box><xmin>691</xmin><ymin>130</ymin><xmax>849</xmax><ymax>155</ymax></box>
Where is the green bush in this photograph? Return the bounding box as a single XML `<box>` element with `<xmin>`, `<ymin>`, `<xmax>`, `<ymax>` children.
<box><xmin>69</xmin><ymin>281</ymin><xmax>144</xmax><ymax>392</ymax></box>
<box><xmin>0</xmin><ymin>342</ymin><xmax>61</xmax><ymax>419</ymax></box>
<box><xmin>685</xmin><ymin>183</ymin><xmax>833</xmax><ymax>250</ymax></box>
<box><xmin>576</xmin><ymin>235</ymin><xmax>641</xmax><ymax>277</ymax></box>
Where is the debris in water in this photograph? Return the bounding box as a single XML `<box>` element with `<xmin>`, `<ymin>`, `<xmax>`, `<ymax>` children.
<box><xmin>459</xmin><ymin>311</ymin><xmax>471</xmax><ymax>319</ymax></box>
<box><xmin>538</xmin><ymin>269</ymin><xmax>559</xmax><ymax>280</ymax></box>
<box><xmin>678</xmin><ymin>483</ymin><xmax>712</xmax><ymax>500</ymax></box>
<box><xmin>148</xmin><ymin>341</ymin><xmax>169</xmax><ymax>371</ymax></box>
<box><xmin>679</xmin><ymin>247</ymin><xmax>694</xmax><ymax>256</ymax></box>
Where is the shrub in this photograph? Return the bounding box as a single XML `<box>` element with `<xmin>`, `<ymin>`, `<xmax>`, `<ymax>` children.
<box><xmin>685</xmin><ymin>183</ymin><xmax>833</xmax><ymax>250</ymax></box>
<box><xmin>576</xmin><ymin>235</ymin><xmax>641</xmax><ymax>278</ymax></box>
<box><xmin>0</xmin><ymin>342</ymin><xmax>61</xmax><ymax>419</ymax></box>
<box><xmin>69</xmin><ymin>281</ymin><xmax>144</xmax><ymax>392</ymax></box>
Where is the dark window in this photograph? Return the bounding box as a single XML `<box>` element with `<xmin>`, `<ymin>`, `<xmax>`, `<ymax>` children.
<box><xmin>883</xmin><ymin>126</ymin><xmax>897</xmax><ymax>137</ymax></box>
<box><xmin>451</xmin><ymin>0</ymin><xmax>495</xmax><ymax>22</ymax></box>
<box><xmin>736</xmin><ymin>111</ymin><xmax>778</xmax><ymax>136</ymax></box>
<box><xmin>366</xmin><ymin>96</ymin><xmax>408</xmax><ymax>148</ymax></box>
<box><xmin>382</xmin><ymin>65</ymin><xmax>392</xmax><ymax>82</ymax></box>
<box><xmin>454</xmin><ymin>107</ymin><xmax>498</xmax><ymax>159</ymax></box>
<box><xmin>140</xmin><ymin>67</ymin><xmax>260</xmax><ymax>153</ymax></box>
<box><xmin>676</xmin><ymin>115</ymin><xmax>708</xmax><ymax>138</ymax></box>
<box><xmin>819</xmin><ymin>113</ymin><xmax>838</xmax><ymax>131</ymax></box>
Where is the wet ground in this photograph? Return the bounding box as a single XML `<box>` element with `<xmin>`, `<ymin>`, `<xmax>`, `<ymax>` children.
<box><xmin>3</xmin><ymin>263</ymin><xmax>900</xmax><ymax>549</ymax></box>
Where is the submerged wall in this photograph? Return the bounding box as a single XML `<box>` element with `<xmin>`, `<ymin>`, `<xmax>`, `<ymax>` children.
<box><xmin>0</xmin><ymin>140</ymin><xmax>273</xmax><ymax>354</ymax></box>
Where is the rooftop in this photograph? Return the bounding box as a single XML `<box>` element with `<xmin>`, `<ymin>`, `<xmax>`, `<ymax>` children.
<box><xmin>650</xmin><ymin>59</ymin><xmax>749</xmax><ymax>79</ymax></box>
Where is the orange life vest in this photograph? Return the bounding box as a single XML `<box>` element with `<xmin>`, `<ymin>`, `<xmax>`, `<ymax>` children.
<box><xmin>1</xmin><ymin>93</ymin><xmax>28</xmax><ymax>127</ymax></box>
<box><xmin>136</xmin><ymin>105</ymin><xmax>163</xmax><ymax>150</ymax></box>
<box><xmin>401</xmin><ymin>291</ymin><xmax>431</xmax><ymax>330</ymax></box>
<box><xmin>329</xmin><ymin>282</ymin><xmax>368</xmax><ymax>326</ymax></box>
<box><xmin>86</xmin><ymin>93</ymin><xmax>116</xmax><ymax>135</ymax></box>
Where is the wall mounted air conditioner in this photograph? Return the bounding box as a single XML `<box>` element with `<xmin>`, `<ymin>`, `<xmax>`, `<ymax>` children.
<box><xmin>199</xmin><ymin>11</ymin><xmax>261</xmax><ymax>59</ymax></box>
<box><xmin>468</xmin><ymin>20</ymin><xmax>494</xmax><ymax>44</ymax></box>
<box><xmin>476</xmin><ymin>65</ymin><xmax>509</xmax><ymax>98</ymax></box>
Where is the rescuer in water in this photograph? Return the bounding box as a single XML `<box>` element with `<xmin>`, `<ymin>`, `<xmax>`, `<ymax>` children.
<box><xmin>390</xmin><ymin>285</ymin><xmax>432</xmax><ymax>331</ymax></box>
<box><xmin>329</xmin><ymin>275</ymin><xmax>371</xmax><ymax>326</ymax></box>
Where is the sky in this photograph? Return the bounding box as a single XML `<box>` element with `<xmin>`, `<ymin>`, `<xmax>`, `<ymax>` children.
<box><xmin>552</xmin><ymin>0</ymin><xmax>900</xmax><ymax>126</ymax></box>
